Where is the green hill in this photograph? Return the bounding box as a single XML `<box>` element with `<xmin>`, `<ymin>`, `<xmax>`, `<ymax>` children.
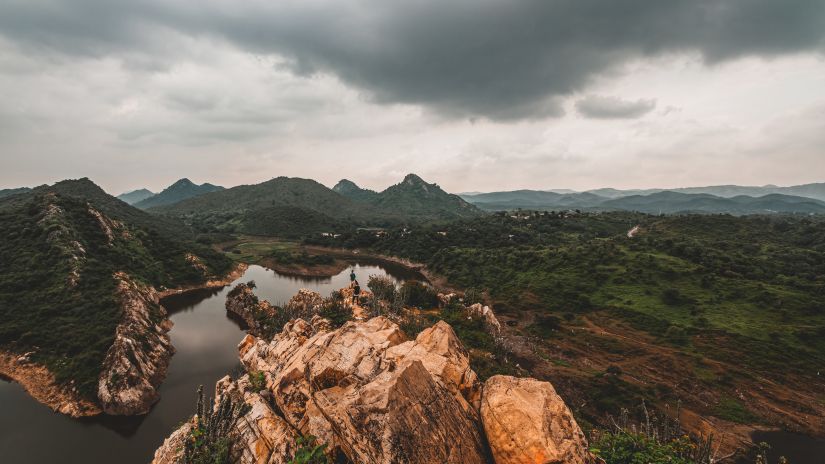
<box><xmin>0</xmin><ymin>178</ymin><xmax>232</xmax><ymax>398</ymax></box>
<box><xmin>336</xmin><ymin>174</ymin><xmax>482</xmax><ymax>221</ymax></box>
<box><xmin>134</xmin><ymin>178</ymin><xmax>223</xmax><ymax>209</ymax></box>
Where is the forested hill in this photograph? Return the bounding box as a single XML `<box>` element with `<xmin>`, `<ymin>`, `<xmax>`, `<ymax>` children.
<box><xmin>0</xmin><ymin>178</ymin><xmax>232</xmax><ymax>398</ymax></box>
<box><xmin>134</xmin><ymin>178</ymin><xmax>223</xmax><ymax>209</ymax></box>
<box><xmin>151</xmin><ymin>174</ymin><xmax>482</xmax><ymax>237</ymax></box>
<box><xmin>334</xmin><ymin>174</ymin><xmax>481</xmax><ymax>220</ymax></box>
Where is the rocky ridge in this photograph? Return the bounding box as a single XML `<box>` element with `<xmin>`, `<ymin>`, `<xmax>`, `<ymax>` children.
<box><xmin>153</xmin><ymin>286</ymin><xmax>594</xmax><ymax>464</ymax></box>
<box><xmin>97</xmin><ymin>272</ymin><xmax>174</xmax><ymax>415</ymax></box>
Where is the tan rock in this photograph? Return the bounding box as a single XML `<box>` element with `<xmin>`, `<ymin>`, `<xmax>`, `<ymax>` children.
<box><xmin>152</xmin><ymin>421</ymin><xmax>192</xmax><ymax>464</ymax></box>
<box><xmin>98</xmin><ymin>272</ymin><xmax>173</xmax><ymax>415</ymax></box>
<box><xmin>467</xmin><ymin>303</ymin><xmax>502</xmax><ymax>335</ymax></box>
<box><xmin>481</xmin><ymin>375</ymin><xmax>592</xmax><ymax>464</ymax></box>
<box><xmin>385</xmin><ymin>320</ymin><xmax>481</xmax><ymax>410</ymax></box>
<box><xmin>313</xmin><ymin>360</ymin><xmax>490</xmax><ymax>463</ymax></box>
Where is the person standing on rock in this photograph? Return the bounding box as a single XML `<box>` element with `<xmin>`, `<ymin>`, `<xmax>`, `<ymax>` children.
<box><xmin>350</xmin><ymin>268</ymin><xmax>356</xmax><ymax>283</ymax></box>
<box><xmin>353</xmin><ymin>280</ymin><xmax>361</xmax><ymax>304</ymax></box>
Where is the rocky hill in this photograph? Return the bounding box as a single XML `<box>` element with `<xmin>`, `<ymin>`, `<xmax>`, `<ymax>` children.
<box><xmin>0</xmin><ymin>178</ymin><xmax>234</xmax><ymax>416</ymax></box>
<box><xmin>153</xmin><ymin>285</ymin><xmax>593</xmax><ymax>464</ymax></box>
<box><xmin>135</xmin><ymin>178</ymin><xmax>223</xmax><ymax>209</ymax></box>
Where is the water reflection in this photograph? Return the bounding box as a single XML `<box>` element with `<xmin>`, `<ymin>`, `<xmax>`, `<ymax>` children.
<box><xmin>0</xmin><ymin>261</ymin><xmax>412</xmax><ymax>464</ymax></box>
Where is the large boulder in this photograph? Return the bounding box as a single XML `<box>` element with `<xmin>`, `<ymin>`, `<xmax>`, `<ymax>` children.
<box><xmin>481</xmin><ymin>375</ymin><xmax>592</xmax><ymax>464</ymax></box>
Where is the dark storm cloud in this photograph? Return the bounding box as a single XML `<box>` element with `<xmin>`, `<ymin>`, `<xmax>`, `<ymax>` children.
<box><xmin>1</xmin><ymin>0</ymin><xmax>824</xmax><ymax>119</ymax></box>
<box><xmin>575</xmin><ymin>95</ymin><xmax>656</xmax><ymax>119</ymax></box>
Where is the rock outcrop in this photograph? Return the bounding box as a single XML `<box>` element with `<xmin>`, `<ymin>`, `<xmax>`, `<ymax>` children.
<box><xmin>225</xmin><ymin>281</ymin><xmax>278</xmax><ymax>335</ymax></box>
<box><xmin>481</xmin><ymin>375</ymin><xmax>592</xmax><ymax>464</ymax></box>
<box><xmin>97</xmin><ymin>272</ymin><xmax>174</xmax><ymax>415</ymax></box>
<box><xmin>154</xmin><ymin>287</ymin><xmax>593</xmax><ymax>464</ymax></box>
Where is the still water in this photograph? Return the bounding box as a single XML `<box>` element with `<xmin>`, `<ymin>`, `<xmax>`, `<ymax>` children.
<box><xmin>0</xmin><ymin>262</ymin><xmax>417</xmax><ymax>464</ymax></box>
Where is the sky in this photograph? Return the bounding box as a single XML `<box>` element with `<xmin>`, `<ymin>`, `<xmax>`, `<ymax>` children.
<box><xmin>1</xmin><ymin>0</ymin><xmax>824</xmax><ymax>195</ymax></box>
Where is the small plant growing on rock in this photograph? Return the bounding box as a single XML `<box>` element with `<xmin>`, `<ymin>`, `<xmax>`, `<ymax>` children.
<box><xmin>247</xmin><ymin>370</ymin><xmax>266</xmax><ymax>392</ymax></box>
<box><xmin>184</xmin><ymin>385</ymin><xmax>250</xmax><ymax>464</ymax></box>
<box><xmin>287</xmin><ymin>435</ymin><xmax>329</xmax><ymax>464</ymax></box>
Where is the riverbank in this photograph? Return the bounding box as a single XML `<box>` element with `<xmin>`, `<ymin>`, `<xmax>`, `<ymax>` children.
<box><xmin>0</xmin><ymin>351</ymin><xmax>101</xmax><ymax>418</ymax></box>
<box><xmin>158</xmin><ymin>262</ymin><xmax>248</xmax><ymax>299</ymax></box>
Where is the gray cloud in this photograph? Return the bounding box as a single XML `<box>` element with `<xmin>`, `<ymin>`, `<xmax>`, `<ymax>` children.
<box><xmin>1</xmin><ymin>0</ymin><xmax>824</xmax><ymax>120</ymax></box>
<box><xmin>575</xmin><ymin>95</ymin><xmax>656</xmax><ymax>119</ymax></box>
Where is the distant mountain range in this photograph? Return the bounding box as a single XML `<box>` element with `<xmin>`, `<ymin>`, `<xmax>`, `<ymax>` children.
<box><xmin>116</xmin><ymin>188</ymin><xmax>155</xmax><ymax>205</ymax></box>
<box><xmin>461</xmin><ymin>182</ymin><xmax>825</xmax><ymax>215</ymax></box>
<box><xmin>133</xmin><ymin>178</ymin><xmax>224</xmax><ymax>209</ymax></box>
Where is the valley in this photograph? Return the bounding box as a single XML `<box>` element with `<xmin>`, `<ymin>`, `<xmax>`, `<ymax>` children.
<box><xmin>1</xmin><ymin>174</ymin><xmax>823</xmax><ymax>463</ymax></box>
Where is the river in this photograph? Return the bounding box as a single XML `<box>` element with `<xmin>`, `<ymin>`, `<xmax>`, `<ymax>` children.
<box><xmin>0</xmin><ymin>262</ymin><xmax>418</xmax><ymax>464</ymax></box>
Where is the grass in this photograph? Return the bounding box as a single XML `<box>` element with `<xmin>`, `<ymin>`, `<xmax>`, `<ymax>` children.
<box><xmin>714</xmin><ymin>395</ymin><xmax>758</xmax><ymax>424</ymax></box>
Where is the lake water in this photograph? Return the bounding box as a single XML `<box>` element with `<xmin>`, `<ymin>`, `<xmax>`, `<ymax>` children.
<box><xmin>750</xmin><ymin>430</ymin><xmax>825</xmax><ymax>464</ymax></box>
<box><xmin>0</xmin><ymin>262</ymin><xmax>418</xmax><ymax>464</ymax></box>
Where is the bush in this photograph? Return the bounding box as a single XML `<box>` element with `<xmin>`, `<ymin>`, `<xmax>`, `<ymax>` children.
<box><xmin>367</xmin><ymin>275</ymin><xmax>396</xmax><ymax>302</ymax></box>
<box><xmin>287</xmin><ymin>435</ymin><xmax>329</xmax><ymax>464</ymax></box>
<box><xmin>184</xmin><ymin>385</ymin><xmax>251</xmax><ymax>464</ymax></box>
<box><xmin>399</xmin><ymin>280</ymin><xmax>438</xmax><ymax>308</ymax></box>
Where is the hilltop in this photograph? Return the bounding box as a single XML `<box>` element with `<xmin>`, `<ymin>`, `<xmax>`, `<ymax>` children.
<box><xmin>134</xmin><ymin>178</ymin><xmax>223</xmax><ymax>209</ymax></box>
<box><xmin>335</xmin><ymin>174</ymin><xmax>482</xmax><ymax>221</ymax></box>
<box><xmin>116</xmin><ymin>188</ymin><xmax>155</xmax><ymax>205</ymax></box>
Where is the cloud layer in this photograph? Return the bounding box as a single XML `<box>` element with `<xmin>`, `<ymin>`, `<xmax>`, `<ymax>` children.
<box><xmin>0</xmin><ymin>1</ymin><xmax>824</xmax><ymax>193</ymax></box>
<box><xmin>575</xmin><ymin>96</ymin><xmax>656</xmax><ymax>119</ymax></box>
<box><xmin>2</xmin><ymin>0</ymin><xmax>824</xmax><ymax>119</ymax></box>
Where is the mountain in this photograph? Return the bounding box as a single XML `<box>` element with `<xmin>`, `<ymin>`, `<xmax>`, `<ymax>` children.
<box><xmin>461</xmin><ymin>187</ymin><xmax>825</xmax><ymax>215</ymax></box>
<box><xmin>154</xmin><ymin>176</ymin><xmax>385</xmax><ymax>236</ymax></box>
<box><xmin>603</xmin><ymin>191</ymin><xmax>825</xmax><ymax>214</ymax></box>
<box><xmin>116</xmin><ymin>188</ymin><xmax>155</xmax><ymax>205</ymax></box>
<box><xmin>0</xmin><ymin>178</ymin><xmax>232</xmax><ymax>412</ymax></box>
<box><xmin>461</xmin><ymin>190</ymin><xmax>605</xmax><ymax>210</ymax></box>
<box><xmin>343</xmin><ymin>174</ymin><xmax>482</xmax><ymax>221</ymax></box>
<box><xmin>0</xmin><ymin>187</ymin><xmax>31</xmax><ymax>199</ymax></box>
<box><xmin>134</xmin><ymin>178</ymin><xmax>223</xmax><ymax>209</ymax></box>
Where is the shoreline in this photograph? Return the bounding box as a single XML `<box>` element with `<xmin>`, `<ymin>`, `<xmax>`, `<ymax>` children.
<box><xmin>158</xmin><ymin>262</ymin><xmax>249</xmax><ymax>300</ymax></box>
<box><xmin>0</xmin><ymin>351</ymin><xmax>102</xmax><ymax>418</ymax></box>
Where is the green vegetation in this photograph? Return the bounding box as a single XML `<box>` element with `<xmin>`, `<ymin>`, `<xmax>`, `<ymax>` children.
<box><xmin>286</xmin><ymin>436</ymin><xmax>329</xmax><ymax>464</ymax></box>
<box><xmin>306</xmin><ymin>211</ymin><xmax>825</xmax><ymax>426</ymax></box>
<box><xmin>184</xmin><ymin>385</ymin><xmax>250</xmax><ymax>464</ymax></box>
<box><xmin>0</xmin><ymin>181</ymin><xmax>232</xmax><ymax>399</ymax></box>
<box><xmin>591</xmin><ymin>431</ymin><xmax>694</xmax><ymax>464</ymax></box>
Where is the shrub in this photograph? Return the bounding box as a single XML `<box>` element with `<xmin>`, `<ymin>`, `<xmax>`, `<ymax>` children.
<box><xmin>248</xmin><ymin>370</ymin><xmax>266</xmax><ymax>392</ymax></box>
<box><xmin>399</xmin><ymin>280</ymin><xmax>438</xmax><ymax>308</ymax></box>
<box><xmin>287</xmin><ymin>435</ymin><xmax>329</xmax><ymax>464</ymax></box>
<box><xmin>184</xmin><ymin>385</ymin><xmax>251</xmax><ymax>464</ymax></box>
<box><xmin>367</xmin><ymin>275</ymin><xmax>396</xmax><ymax>302</ymax></box>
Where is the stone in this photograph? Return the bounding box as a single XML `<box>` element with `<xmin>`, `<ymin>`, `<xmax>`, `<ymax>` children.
<box><xmin>480</xmin><ymin>375</ymin><xmax>593</xmax><ymax>464</ymax></box>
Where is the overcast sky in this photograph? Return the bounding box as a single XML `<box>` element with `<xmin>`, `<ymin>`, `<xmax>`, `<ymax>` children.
<box><xmin>1</xmin><ymin>0</ymin><xmax>824</xmax><ymax>194</ymax></box>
